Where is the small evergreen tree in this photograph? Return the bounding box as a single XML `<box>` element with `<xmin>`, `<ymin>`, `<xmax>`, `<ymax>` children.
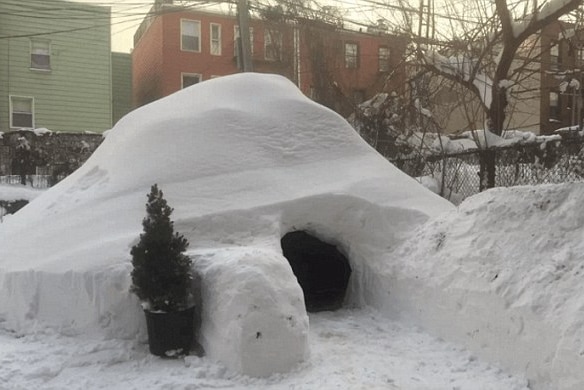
<box><xmin>131</xmin><ymin>184</ymin><xmax>192</xmax><ymax>312</ymax></box>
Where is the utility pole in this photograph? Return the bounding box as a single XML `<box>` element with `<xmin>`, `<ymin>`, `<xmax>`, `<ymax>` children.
<box><xmin>418</xmin><ymin>0</ymin><xmax>435</xmax><ymax>40</ymax></box>
<box><xmin>237</xmin><ymin>0</ymin><xmax>253</xmax><ymax>72</ymax></box>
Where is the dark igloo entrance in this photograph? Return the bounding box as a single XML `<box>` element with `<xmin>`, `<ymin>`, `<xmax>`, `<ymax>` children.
<box><xmin>281</xmin><ymin>231</ymin><xmax>352</xmax><ymax>312</ymax></box>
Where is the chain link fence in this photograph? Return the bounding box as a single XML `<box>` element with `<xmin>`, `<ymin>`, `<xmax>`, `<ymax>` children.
<box><xmin>390</xmin><ymin>136</ymin><xmax>584</xmax><ymax>204</ymax></box>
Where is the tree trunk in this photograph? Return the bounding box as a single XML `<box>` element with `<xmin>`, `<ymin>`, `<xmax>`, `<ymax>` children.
<box><xmin>479</xmin><ymin>149</ymin><xmax>496</xmax><ymax>191</ymax></box>
<box><xmin>480</xmin><ymin>87</ymin><xmax>507</xmax><ymax>190</ymax></box>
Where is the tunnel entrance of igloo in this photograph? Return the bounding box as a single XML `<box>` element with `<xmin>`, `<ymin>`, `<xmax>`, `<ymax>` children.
<box><xmin>281</xmin><ymin>231</ymin><xmax>352</xmax><ymax>312</ymax></box>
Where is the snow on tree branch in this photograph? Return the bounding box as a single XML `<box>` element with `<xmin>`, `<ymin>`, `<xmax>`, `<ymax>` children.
<box><xmin>422</xmin><ymin>49</ymin><xmax>494</xmax><ymax>109</ymax></box>
<box><xmin>510</xmin><ymin>0</ymin><xmax>582</xmax><ymax>40</ymax></box>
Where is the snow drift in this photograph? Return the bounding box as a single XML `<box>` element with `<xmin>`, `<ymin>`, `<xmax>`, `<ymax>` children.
<box><xmin>380</xmin><ymin>183</ymin><xmax>584</xmax><ymax>390</ymax></box>
<box><xmin>0</xmin><ymin>73</ymin><xmax>452</xmax><ymax>376</ymax></box>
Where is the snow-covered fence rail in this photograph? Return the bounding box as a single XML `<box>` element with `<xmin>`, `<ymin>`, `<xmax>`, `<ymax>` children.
<box><xmin>0</xmin><ymin>175</ymin><xmax>52</xmax><ymax>189</ymax></box>
<box><xmin>390</xmin><ymin>136</ymin><xmax>584</xmax><ymax>204</ymax></box>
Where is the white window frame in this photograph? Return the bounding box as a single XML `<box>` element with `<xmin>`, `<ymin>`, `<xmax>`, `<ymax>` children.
<box><xmin>210</xmin><ymin>23</ymin><xmax>222</xmax><ymax>56</ymax></box>
<box><xmin>264</xmin><ymin>29</ymin><xmax>282</xmax><ymax>61</ymax></box>
<box><xmin>181</xmin><ymin>19</ymin><xmax>201</xmax><ymax>52</ymax></box>
<box><xmin>181</xmin><ymin>73</ymin><xmax>202</xmax><ymax>88</ymax></box>
<box><xmin>345</xmin><ymin>42</ymin><xmax>359</xmax><ymax>69</ymax></box>
<box><xmin>30</xmin><ymin>39</ymin><xmax>51</xmax><ymax>71</ymax></box>
<box><xmin>234</xmin><ymin>26</ymin><xmax>254</xmax><ymax>56</ymax></box>
<box><xmin>9</xmin><ymin>95</ymin><xmax>35</xmax><ymax>129</ymax></box>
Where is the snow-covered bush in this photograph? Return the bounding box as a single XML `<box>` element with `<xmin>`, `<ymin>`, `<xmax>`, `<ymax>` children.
<box><xmin>130</xmin><ymin>184</ymin><xmax>193</xmax><ymax>312</ymax></box>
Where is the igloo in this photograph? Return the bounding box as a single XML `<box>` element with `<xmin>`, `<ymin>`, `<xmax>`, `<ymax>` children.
<box><xmin>0</xmin><ymin>73</ymin><xmax>453</xmax><ymax>376</ymax></box>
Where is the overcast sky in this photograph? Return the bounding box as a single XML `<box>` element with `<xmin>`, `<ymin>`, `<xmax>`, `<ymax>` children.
<box><xmin>72</xmin><ymin>0</ymin><xmax>154</xmax><ymax>53</ymax></box>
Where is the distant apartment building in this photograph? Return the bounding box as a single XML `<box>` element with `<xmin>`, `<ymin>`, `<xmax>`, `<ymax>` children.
<box><xmin>0</xmin><ymin>0</ymin><xmax>131</xmax><ymax>134</ymax></box>
<box><xmin>132</xmin><ymin>1</ymin><xmax>407</xmax><ymax>116</ymax></box>
<box><xmin>539</xmin><ymin>21</ymin><xmax>584</xmax><ymax>134</ymax></box>
<box><xmin>431</xmin><ymin>20</ymin><xmax>584</xmax><ymax>136</ymax></box>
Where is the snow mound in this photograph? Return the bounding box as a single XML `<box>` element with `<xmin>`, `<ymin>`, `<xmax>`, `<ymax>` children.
<box><xmin>0</xmin><ymin>73</ymin><xmax>452</xmax><ymax>376</ymax></box>
<box><xmin>381</xmin><ymin>183</ymin><xmax>584</xmax><ymax>390</ymax></box>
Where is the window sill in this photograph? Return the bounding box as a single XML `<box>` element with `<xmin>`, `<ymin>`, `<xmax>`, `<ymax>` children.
<box><xmin>30</xmin><ymin>68</ymin><xmax>51</xmax><ymax>73</ymax></box>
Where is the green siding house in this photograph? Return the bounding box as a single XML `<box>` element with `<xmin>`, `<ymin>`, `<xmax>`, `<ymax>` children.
<box><xmin>0</xmin><ymin>0</ymin><xmax>113</xmax><ymax>133</ymax></box>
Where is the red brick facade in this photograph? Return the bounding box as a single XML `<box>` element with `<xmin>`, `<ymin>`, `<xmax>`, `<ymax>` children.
<box><xmin>132</xmin><ymin>4</ymin><xmax>407</xmax><ymax>116</ymax></box>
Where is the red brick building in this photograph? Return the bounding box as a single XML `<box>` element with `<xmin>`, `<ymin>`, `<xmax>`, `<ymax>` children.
<box><xmin>132</xmin><ymin>1</ymin><xmax>407</xmax><ymax>116</ymax></box>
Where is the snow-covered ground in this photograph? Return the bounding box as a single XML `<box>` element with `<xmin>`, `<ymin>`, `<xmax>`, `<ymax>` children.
<box><xmin>1</xmin><ymin>73</ymin><xmax>583</xmax><ymax>389</ymax></box>
<box><xmin>0</xmin><ymin>307</ymin><xmax>528</xmax><ymax>390</ymax></box>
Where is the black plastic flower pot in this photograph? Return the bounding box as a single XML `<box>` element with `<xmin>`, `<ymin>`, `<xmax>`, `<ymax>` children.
<box><xmin>144</xmin><ymin>306</ymin><xmax>195</xmax><ymax>357</ymax></box>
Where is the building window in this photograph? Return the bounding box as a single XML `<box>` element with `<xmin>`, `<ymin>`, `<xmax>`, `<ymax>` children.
<box><xmin>550</xmin><ymin>91</ymin><xmax>561</xmax><ymax>120</ymax></box>
<box><xmin>264</xmin><ymin>29</ymin><xmax>282</xmax><ymax>61</ymax></box>
<box><xmin>345</xmin><ymin>42</ymin><xmax>359</xmax><ymax>69</ymax></box>
<box><xmin>182</xmin><ymin>73</ymin><xmax>201</xmax><ymax>88</ymax></box>
<box><xmin>578</xmin><ymin>46</ymin><xmax>584</xmax><ymax>67</ymax></box>
<box><xmin>378</xmin><ymin>46</ymin><xmax>390</xmax><ymax>72</ymax></box>
<box><xmin>210</xmin><ymin>23</ymin><xmax>221</xmax><ymax>55</ymax></box>
<box><xmin>234</xmin><ymin>26</ymin><xmax>254</xmax><ymax>56</ymax></box>
<box><xmin>550</xmin><ymin>42</ymin><xmax>559</xmax><ymax>71</ymax></box>
<box><xmin>181</xmin><ymin>19</ymin><xmax>201</xmax><ymax>52</ymax></box>
<box><xmin>10</xmin><ymin>96</ymin><xmax>34</xmax><ymax>129</ymax></box>
<box><xmin>31</xmin><ymin>40</ymin><xmax>50</xmax><ymax>70</ymax></box>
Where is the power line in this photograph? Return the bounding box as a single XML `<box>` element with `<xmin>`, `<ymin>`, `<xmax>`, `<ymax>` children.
<box><xmin>0</xmin><ymin>1</ymin><xmax>229</xmax><ymax>40</ymax></box>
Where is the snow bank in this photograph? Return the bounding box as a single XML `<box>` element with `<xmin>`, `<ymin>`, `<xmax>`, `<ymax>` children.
<box><xmin>0</xmin><ymin>73</ymin><xmax>452</xmax><ymax>376</ymax></box>
<box><xmin>375</xmin><ymin>183</ymin><xmax>584</xmax><ymax>390</ymax></box>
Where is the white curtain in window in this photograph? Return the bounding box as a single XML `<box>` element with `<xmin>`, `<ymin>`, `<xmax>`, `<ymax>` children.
<box><xmin>12</xmin><ymin>98</ymin><xmax>32</xmax><ymax>113</ymax></box>
<box><xmin>182</xmin><ymin>20</ymin><xmax>199</xmax><ymax>36</ymax></box>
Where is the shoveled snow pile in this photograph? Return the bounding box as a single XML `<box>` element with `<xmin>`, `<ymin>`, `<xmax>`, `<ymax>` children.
<box><xmin>380</xmin><ymin>183</ymin><xmax>584</xmax><ymax>390</ymax></box>
<box><xmin>0</xmin><ymin>73</ymin><xmax>453</xmax><ymax>377</ymax></box>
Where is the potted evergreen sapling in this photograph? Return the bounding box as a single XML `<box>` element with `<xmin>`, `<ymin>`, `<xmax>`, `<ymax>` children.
<box><xmin>131</xmin><ymin>184</ymin><xmax>195</xmax><ymax>357</ymax></box>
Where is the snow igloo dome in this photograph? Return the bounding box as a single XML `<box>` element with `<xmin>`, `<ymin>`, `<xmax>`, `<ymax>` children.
<box><xmin>0</xmin><ymin>73</ymin><xmax>453</xmax><ymax>376</ymax></box>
